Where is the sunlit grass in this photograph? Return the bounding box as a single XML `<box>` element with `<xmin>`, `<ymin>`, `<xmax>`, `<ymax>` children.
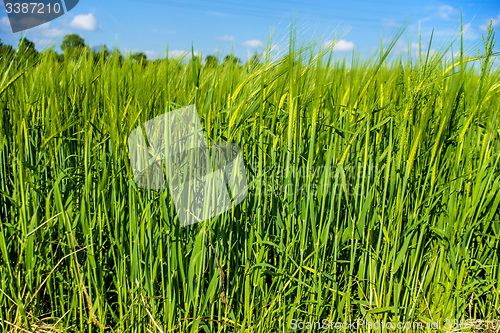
<box><xmin>0</xmin><ymin>24</ymin><xmax>499</xmax><ymax>332</ymax></box>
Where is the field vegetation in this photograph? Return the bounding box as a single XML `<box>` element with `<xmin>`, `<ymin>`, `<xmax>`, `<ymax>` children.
<box><xmin>0</xmin><ymin>24</ymin><xmax>499</xmax><ymax>332</ymax></box>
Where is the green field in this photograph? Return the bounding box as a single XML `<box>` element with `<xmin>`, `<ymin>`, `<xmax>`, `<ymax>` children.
<box><xmin>0</xmin><ymin>26</ymin><xmax>499</xmax><ymax>332</ymax></box>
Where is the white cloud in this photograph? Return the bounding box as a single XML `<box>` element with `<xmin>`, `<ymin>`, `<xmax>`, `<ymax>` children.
<box><xmin>430</xmin><ymin>24</ymin><xmax>479</xmax><ymax>40</ymax></box>
<box><xmin>145</xmin><ymin>50</ymin><xmax>160</xmax><ymax>60</ymax></box>
<box><xmin>324</xmin><ymin>39</ymin><xmax>355</xmax><ymax>52</ymax></box>
<box><xmin>34</xmin><ymin>22</ymin><xmax>66</xmax><ymax>37</ymax></box>
<box><xmin>480</xmin><ymin>14</ymin><xmax>500</xmax><ymax>31</ymax></box>
<box><xmin>260</xmin><ymin>44</ymin><xmax>285</xmax><ymax>61</ymax></box>
<box><xmin>437</xmin><ymin>5</ymin><xmax>456</xmax><ymax>20</ymax></box>
<box><xmin>0</xmin><ymin>16</ymin><xmax>66</xmax><ymax>36</ymax></box>
<box><xmin>168</xmin><ymin>50</ymin><xmax>198</xmax><ymax>58</ymax></box>
<box><xmin>169</xmin><ymin>50</ymin><xmax>188</xmax><ymax>58</ymax></box>
<box><xmin>382</xmin><ymin>18</ymin><xmax>401</xmax><ymax>28</ymax></box>
<box><xmin>416</xmin><ymin>16</ymin><xmax>432</xmax><ymax>26</ymax></box>
<box><xmin>410</xmin><ymin>42</ymin><xmax>437</xmax><ymax>58</ymax></box>
<box><xmin>462</xmin><ymin>25</ymin><xmax>479</xmax><ymax>40</ymax></box>
<box><xmin>392</xmin><ymin>40</ymin><xmax>409</xmax><ymax>54</ymax></box>
<box><xmin>215</xmin><ymin>35</ymin><xmax>234</xmax><ymax>42</ymax></box>
<box><xmin>242</xmin><ymin>40</ymin><xmax>264</xmax><ymax>48</ymax></box>
<box><xmin>33</xmin><ymin>38</ymin><xmax>54</xmax><ymax>48</ymax></box>
<box><xmin>492</xmin><ymin>15</ymin><xmax>500</xmax><ymax>26</ymax></box>
<box><xmin>0</xmin><ymin>19</ymin><xmax>67</xmax><ymax>49</ymax></box>
<box><xmin>389</xmin><ymin>41</ymin><xmax>424</xmax><ymax>56</ymax></box>
<box><xmin>494</xmin><ymin>57</ymin><xmax>500</xmax><ymax>68</ymax></box>
<box><xmin>1</xmin><ymin>16</ymin><xmax>9</xmax><ymax>27</ymax></box>
<box><xmin>270</xmin><ymin>44</ymin><xmax>282</xmax><ymax>51</ymax></box>
<box><xmin>70</xmin><ymin>13</ymin><xmax>99</xmax><ymax>31</ymax></box>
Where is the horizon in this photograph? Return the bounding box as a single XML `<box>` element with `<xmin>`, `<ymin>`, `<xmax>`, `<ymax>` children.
<box><xmin>1</xmin><ymin>0</ymin><xmax>499</xmax><ymax>64</ymax></box>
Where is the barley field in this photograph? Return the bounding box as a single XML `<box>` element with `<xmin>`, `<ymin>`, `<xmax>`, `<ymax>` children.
<box><xmin>0</xmin><ymin>26</ymin><xmax>499</xmax><ymax>332</ymax></box>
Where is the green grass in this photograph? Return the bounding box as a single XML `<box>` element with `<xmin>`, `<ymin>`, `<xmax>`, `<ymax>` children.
<box><xmin>0</xmin><ymin>25</ymin><xmax>499</xmax><ymax>332</ymax></box>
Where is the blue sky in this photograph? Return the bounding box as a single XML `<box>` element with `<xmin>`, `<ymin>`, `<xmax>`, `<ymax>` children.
<box><xmin>1</xmin><ymin>0</ymin><xmax>499</xmax><ymax>62</ymax></box>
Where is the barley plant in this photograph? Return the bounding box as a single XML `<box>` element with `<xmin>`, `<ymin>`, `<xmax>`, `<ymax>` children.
<box><xmin>0</xmin><ymin>23</ymin><xmax>499</xmax><ymax>332</ymax></box>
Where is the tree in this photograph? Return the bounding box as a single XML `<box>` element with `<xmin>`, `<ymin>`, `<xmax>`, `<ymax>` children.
<box><xmin>110</xmin><ymin>48</ymin><xmax>124</xmax><ymax>65</ymax></box>
<box><xmin>19</xmin><ymin>37</ymin><xmax>35</xmax><ymax>51</ymax></box>
<box><xmin>42</xmin><ymin>48</ymin><xmax>60</xmax><ymax>62</ymax></box>
<box><xmin>248</xmin><ymin>54</ymin><xmax>261</xmax><ymax>66</ymax></box>
<box><xmin>0</xmin><ymin>39</ymin><xmax>14</xmax><ymax>58</ymax></box>
<box><xmin>91</xmin><ymin>45</ymin><xmax>110</xmax><ymax>64</ymax></box>
<box><xmin>204</xmin><ymin>55</ymin><xmax>218</xmax><ymax>67</ymax></box>
<box><xmin>61</xmin><ymin>34</ymin><xmax>85</xmax><ymax>54</ymax></box>
<box><xmin>131</xmin><ymin>52</ymin><xmax>147</xmax><ymax>63</ymax></box>
<box><xmin>18</xmin><ymin>37</ymin><xmax>38</xmax><ymax>58</ymax></box>
<box><xmin>190</xmin><ymin>55</ymin><xmax>201</xmax><ymax>67</ymax></box>
<box><xmin>223</xmin><ymin>55</ymin><xmax>240</xmax><ymax>66</ymax></box>
<box><xmin>92</xmin><ymin>45</ymin><xmax>110</xmax><ymax>58</ymax></box>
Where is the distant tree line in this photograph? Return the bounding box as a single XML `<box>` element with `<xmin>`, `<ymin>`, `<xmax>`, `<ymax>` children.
<box><xmin>0</xmin><ymin>34</ymin><xmax>263</xmax><ymax>68</ymax></box>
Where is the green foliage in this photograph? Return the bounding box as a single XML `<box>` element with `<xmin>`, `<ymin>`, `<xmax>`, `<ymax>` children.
<box><xmin>18</xmin><ymin>37</ymin><xmax>38</xmax><ymax>59</ymax></box>
<box><xmin>131</xmin><ymin>51</ymin><xmax>147</xmax><ymax>63</ymax></box>
<box><xmin>92</xmin><ymin>44</ymin><xmax>111</xmax><ymax>61</ymax></box>
<box><xmin>248</xmin><ymin>53</ymin><xmax>261</xmax><ymax>65</ymax></box>
<box><xmin>61</xmin><ymin>33</ymin><xmax>86</xmax><ymax>54</ymax></box>
<box><xmin>0</xmin><ymin>27</ymin><xmax>499</xmax><ymax>332</ymax></box>
<box><xmin>111</xmin><ymin>47</ymin><xmax>124</xmax><ymax>65</ymax></box>
<box><xmin>0</xmin><ymin>43</ymin><xmax>14</xmax><ymax>58</ymax></box>
<box><xmin>18</xmin><ymin>37</ymin><xmax>35</xmax><ymax>51</ymax></box>
<box><xmin>224</xmin><ymin>54</ymin><xmax>240</xmax><ymax>66</ymax></box>
<box><xmin>205</xmin><ymin>55</ymin><xmax>218</xmax><ymax>67</ymax></box>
